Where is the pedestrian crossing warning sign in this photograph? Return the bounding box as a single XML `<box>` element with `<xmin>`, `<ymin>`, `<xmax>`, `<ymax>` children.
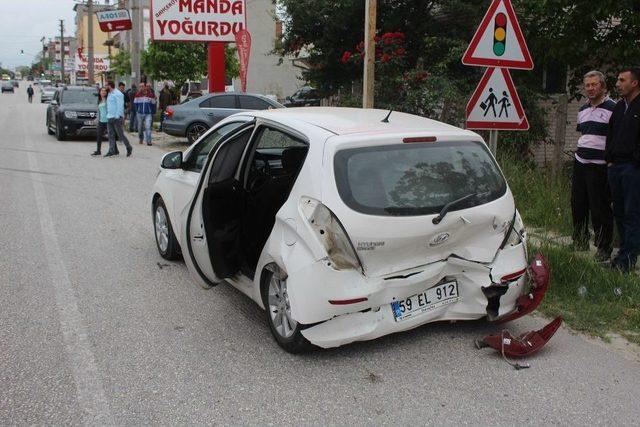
<box><xmin>462</xmin><ymin>0</ymin><xmax>533</xmax><ymax>70</ymax></box>
<box><xmin>466</xmin><ymin>67</ymin><xmax>529</xmax><ymax>131</ymax></box>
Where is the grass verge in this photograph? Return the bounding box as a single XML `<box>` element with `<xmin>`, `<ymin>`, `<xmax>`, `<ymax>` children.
<box><xmin>530</xmin><ymin>241</ymin><xmax>640</xmax><ymax>345</ymax></box>
<box><xmin>499</xmin><ymin>153</ymin><xmax>572</xmax><ymax>236</ymax></box>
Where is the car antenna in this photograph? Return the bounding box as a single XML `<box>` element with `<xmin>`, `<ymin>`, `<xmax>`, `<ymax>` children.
<box><xmin>381</xmin><ymin>110</ymin><xmax>393</xmax><ymax>123</ymax></box>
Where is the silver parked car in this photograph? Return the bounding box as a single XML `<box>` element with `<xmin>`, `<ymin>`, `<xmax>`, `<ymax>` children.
<box><xmin>162</xmin><ymin>92</ymin><xmax>284</xmax><ymax>143</ymax></box>
<box><xmin>41</xmin><ymin>86</ymin><xmax>56</xmax><ymax>103</ymax></box>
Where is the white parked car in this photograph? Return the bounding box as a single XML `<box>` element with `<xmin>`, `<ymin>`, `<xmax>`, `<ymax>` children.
<box><xmin>151</xmin><ymin>108</ymin><xmax>532</xmax><ymax>353</ymax></box>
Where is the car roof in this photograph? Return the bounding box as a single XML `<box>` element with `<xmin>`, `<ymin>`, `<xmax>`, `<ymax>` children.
<box><xmin>249</xmin><ymin>107</ymin><xmax>477</xmax><ymax>137</ymax></box>
<box><xmin>60</xmin><ymin>85</ymin><xmax>97</xmax><ymax>91</ymax></box>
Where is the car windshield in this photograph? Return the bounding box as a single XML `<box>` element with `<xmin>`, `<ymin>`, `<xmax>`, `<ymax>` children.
<box><xmin>334</xmin><ymin>140</ymin><xmax>507</xmax><ymax>216</ymax></box>
<box><xmin>61</xmin><ymin>90</ymin><xmax>98</xmax><ymax>104</ymax></box>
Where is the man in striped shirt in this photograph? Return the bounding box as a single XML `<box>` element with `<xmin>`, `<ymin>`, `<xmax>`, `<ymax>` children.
<box><xmin>571</xmin><ymin>70</ymin><xmax>615</xmax><ymax>262</ymax></box>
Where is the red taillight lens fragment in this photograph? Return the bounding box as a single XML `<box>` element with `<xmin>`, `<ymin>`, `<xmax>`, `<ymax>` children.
<box><xmin>501</xmin><ymin>268</ymin><xmax>527</xmax><ymax>283</ymax></box>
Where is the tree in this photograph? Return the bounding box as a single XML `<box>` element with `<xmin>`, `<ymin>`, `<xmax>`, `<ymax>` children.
<box><xmin>276</xmin><ymin>0</ymin><xmax>639</xmax><ymax>155</ymax></box>
<box><xmin>110</xmin><ymin>49</ymin><xmax>131</xmax><ymax>77</ymax></box>
<box><xmin>142</xmin><ymin>41</ymin><xmax>240</xmax><ymax>89</ymax></box>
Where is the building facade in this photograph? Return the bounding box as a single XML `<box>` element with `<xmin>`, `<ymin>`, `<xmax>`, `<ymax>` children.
<box><xmin>73</xmin><ymin>3</ymin><xmax>120</xmax><ymax>84</ymax></box>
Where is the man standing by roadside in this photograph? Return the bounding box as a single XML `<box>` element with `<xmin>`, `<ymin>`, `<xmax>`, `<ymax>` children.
<box><xmin>27</xmin><ymin>85</ymin><xmax>34</xmax><ymax>103</ymax></box>
<box><xmin>126</xmin><ymin>83</ymin><xmax>137</xmax><ymax>132</ymax></box>
<box><xmin>606</xmin><ymin>67</ymin><xmax>640</xmax><ymax>273</ymax></box>
<box><xmin>134</xmin><ymin>83</ymin><xmax>157</xmax><ymax>146</ymax></box>
<box><xmin>105</xmin><ymin>81</ymin><xmax>132</xmax><ymax>157</ymax></box>
<box><xmin>159</xmin><ymin>84</ymin><xmax>173</xmax><ymax>131</ymax></box>
<box><xmin>571</xmin><ymin>71</ymin><xmax>615</xmax><ymax>262</ymax></box>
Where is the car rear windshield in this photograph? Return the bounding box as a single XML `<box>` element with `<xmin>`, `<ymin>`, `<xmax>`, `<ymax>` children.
<box><xmin>334</xmin><ymin>140</ymin><xmax>507</xmax><ymax>216</ymax></box>
<box><xmin>61</xmin><ymin>90</ymin><xmax>98</xmax><ymax>104</ymax></box>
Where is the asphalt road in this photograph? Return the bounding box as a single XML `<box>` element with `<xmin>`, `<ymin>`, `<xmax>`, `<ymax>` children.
<box><xmin>1</xmin><ymin>85</ymin><xmax>639</xmax><ymax>426</ymax></box>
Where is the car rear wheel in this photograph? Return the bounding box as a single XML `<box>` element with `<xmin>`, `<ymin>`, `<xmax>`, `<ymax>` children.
<box><xmin>55</xmin><ymin>119</ymin><xmax>66</xmax><ymax>141</ymax></box>
<box><xmin>261</xmin><ymin>267</ymin><xmax>312</xmax><ymax>353</ymax></box>
<box><xmin>186</xmin><ymin>122</ymin><xmax>208</xmax><ymax>144</ymax></box>
<box><xmin>154</xmin><ymin>197</ymin><xmax>180</xmax><ymax>260</ymax></box>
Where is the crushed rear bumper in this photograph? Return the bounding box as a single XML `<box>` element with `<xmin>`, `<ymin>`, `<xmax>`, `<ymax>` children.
<box><xmin>295</xmin><ymin>244</ymin><xmax>530</xmax><ymax>349</ymax></box>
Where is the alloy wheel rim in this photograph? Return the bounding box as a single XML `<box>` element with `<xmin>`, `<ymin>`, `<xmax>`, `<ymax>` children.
<box><xmin>189</xmin><ymin>124</ymin><xmax>206</xmax><ymax>142</ymax></box>
<box><xmin>267</xmin><ymin>274</ymin><xmax>297</xmax><ymax>338</ymax></box>
<box><xmin>155</xmin><ymin>206</ymin><xmax>169</xmax><ymax>253</ymax></box>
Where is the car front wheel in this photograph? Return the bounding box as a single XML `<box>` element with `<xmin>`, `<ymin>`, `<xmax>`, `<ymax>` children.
<box><xmin>154</xmin><ymin>197</ymin><xmax>180</xmax><ymax>260</ymax></box>
<box><xmin>261</xmin><ymin>267</ymin><xmax>312</xmax><ymax>353</ymax></box>
<box><xmin>55</xmin><ymin>118</ymin><xmax>66</xmax><ymax>141</ymax></box>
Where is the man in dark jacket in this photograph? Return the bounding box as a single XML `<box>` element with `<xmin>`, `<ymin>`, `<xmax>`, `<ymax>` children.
<box><xmin>605</xmin><ymin>67</ymin><xmax>640</xmax><ymax>272</ymax></box>
<box><xmin>159</xmin><ymin>84</ymin><xmax>173</xmax><ymax>131</ymax></box>
<box><xmin>126</xmin><ymin>83</ymin><xmax>137</xmax><ymax>132</ymax></box>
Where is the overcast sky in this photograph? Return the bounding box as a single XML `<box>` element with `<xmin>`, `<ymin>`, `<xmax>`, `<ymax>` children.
<box><xmin>0</xmin><ymin>0</ymin><xmax>85</xmax><ymax>69</ymax></box>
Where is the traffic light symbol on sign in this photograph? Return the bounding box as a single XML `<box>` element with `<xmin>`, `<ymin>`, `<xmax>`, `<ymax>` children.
<box><xmin>493</xmin><ymin>12</ymin><xmax>507</xmax><ymax>56</ymax></box>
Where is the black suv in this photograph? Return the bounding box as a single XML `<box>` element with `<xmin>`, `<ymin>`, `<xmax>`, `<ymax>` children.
<box><xmin>46</xmin><ymin>86</ymin><xmax>99</xmax><ymax>141</ymax></box>
<box><xmin>284</xmin><ymin>86</ymin><xmax>321</xmax><ymax>107</ymax></box>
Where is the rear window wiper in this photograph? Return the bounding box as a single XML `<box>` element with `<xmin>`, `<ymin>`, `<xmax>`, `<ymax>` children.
<box><xmin>432</xmin><ymin>193</ymin><xmax>479</xmax><ymax>225</ymax></box>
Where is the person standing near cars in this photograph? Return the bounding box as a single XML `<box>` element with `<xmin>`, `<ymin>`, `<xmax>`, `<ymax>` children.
<box><xmin>105</xmin><ymin>81</ymin><xmax>132</xmax><ymax>157</ymax></box>
<box><xmin>92</xmin><ymin>87</ymin><xmax>109</xmax><ymax>156</ymax></box>
<box><xmin>127</xmin><ymin>83</ymin><xmax>137</xmax><ymax>132</ymax></box>
<box><xmin>605</xmin><ymin>67</ymin><xmax>640</xmax><ymax>273</ymax></box>
<box><xmin>571</xmin><ymin>70</ymin><xmax>615</xmax><ymax>262</ymax></box>
<box><xmin>159</xmin><ymin>84</ymin><xmax>173</xmax><ymax>131</ymax></box>
<box><xmin>27</xmin><ymin>85</ymin><xmax>34</xmax><ymax>103</ymax></box>
<box><xmin>134</xmin><ymin>83</ymin><xmax>156</xmax><ymax>146</ymax></box>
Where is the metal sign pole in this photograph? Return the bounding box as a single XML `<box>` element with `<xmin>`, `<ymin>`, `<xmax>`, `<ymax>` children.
<box><xmin>489</xmin><ymin>130</ymin><xmax>498</xmax><ymax>156</ymax></box>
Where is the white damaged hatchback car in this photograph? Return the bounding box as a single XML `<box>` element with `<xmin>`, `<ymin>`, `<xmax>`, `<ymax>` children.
<box><xmin>151</xmin><ymin>107</ymin><xmax>534</xmax><ymax>353</ymax></box>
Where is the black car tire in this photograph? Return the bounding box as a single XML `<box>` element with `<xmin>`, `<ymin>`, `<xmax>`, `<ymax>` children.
<box><xmin>261</xmin><ymin>267</ymin><xmax>313</xmax><ymax>354</ymax></box>
<box><xmin>55</xmin><ymin>118</ymin><xmax>66</xmax><ymax>141</ymax></box>
<box><xmin>153</xmin><ymin>197</ymin><xmax>180</xmax><ymax>261</ymax></box>
<box><xmin>186</xmin><ymin>122</ymin><xmax>209</xmax><ymax>144</ymax></box>
<box><xmin>46</xmin><ymin>118</ymin><xmax>54</xmax><ymax>135</ymax></box>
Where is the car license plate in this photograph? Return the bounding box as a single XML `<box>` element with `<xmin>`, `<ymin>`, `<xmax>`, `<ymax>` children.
<box><xmin>391</xmin><ymin>281</ymin><xmax>460</xmax><ymax>322</ymax></box>
<box><xmin>84</xmin><ymin>119</ymin><xmax>97</xmax><ymax>126</ymax></box>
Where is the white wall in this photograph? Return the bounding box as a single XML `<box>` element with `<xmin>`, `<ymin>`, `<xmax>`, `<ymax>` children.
<box><xmin>241</xmin><ymin>0</ymin><xmax>302</xmax><ymax>100</ymax></box>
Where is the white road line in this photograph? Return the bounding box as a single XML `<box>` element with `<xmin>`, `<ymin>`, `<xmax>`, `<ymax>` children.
<box><xmin>23</xmin><ymin>132</ymin><xmax>114</xmax><ymax>425</ymax></box>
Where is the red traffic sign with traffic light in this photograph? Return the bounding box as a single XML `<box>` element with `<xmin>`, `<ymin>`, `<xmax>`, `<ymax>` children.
<box><xmin>466</xmin><ymin>67</ymin><xmax>529</xmax><ymax>131</ymax></box>
<box><xmin>462</xmin><ymin>0</ymin><xmax>533</xmax><ymax>70</ymax></box>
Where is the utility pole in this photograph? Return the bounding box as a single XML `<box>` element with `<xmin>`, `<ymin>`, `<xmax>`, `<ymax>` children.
<box><xmin>363</xmin><ymin>0</ymin><xmax>377</xmax><ymax>109</ymax></box>
<box><xmin>131</xmin><ymin>0</ymin><xmax>141</xmax><ymax>85</ymax></box>
<box><xmin>40</xmin><ymin>36</ymin><xmax>46</xmax><ymax>75</ymax></box>
<box><xmin>59</xmin><ymin>20</ymin><xmax>65</xmax><ymax>84</ymax></box>
<box><xmin>88</xmin><ymin>0</ymin><xmax>95</xmax><ymax>85</ymax></box>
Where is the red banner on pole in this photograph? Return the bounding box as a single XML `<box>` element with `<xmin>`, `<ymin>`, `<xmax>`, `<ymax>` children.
<box><xmin>234</xmin><ymin>30</ymin><xmax>251</xmax><ymax>93</ymax></box>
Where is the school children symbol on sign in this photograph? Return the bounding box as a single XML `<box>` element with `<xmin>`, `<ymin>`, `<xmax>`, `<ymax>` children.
<box><xmin>466</xmin><ymin>67</ymin><xmax>529</xmax><ymax>130</ymax></box>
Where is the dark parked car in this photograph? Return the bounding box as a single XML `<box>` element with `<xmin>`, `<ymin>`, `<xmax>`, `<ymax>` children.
<box><xmin>284</xmin><ymin>86</ymin><xmax>321</xmax><ymax>107</ymax></box>
<box><xmin>12</xmin><ymin>80</ymin><xmax>19</xmax><ymax>88</ymax></box>
<box><xmin>46</xmin><ymin>86</ymin><xmax>99</xmax><ymax>141</ymax></box>
<box><xmin>2</xmin><ymin>81</ymin><xmax>14</xmax><ymax>93</ymax></box>
<box><xmin>163</xmin><ymin>92</ymin><xmax>284</xmax><ymax>143</ymax></box>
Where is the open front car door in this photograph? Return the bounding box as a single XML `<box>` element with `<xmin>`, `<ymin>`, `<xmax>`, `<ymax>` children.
<box><xmin>183</xmin><ymin>122</ymin><xmax>256</xmax><ymax>288</ymax></box>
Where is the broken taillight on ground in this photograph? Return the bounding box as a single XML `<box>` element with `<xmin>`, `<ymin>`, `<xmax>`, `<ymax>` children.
<box><xmin>475</xmin><ymin>316</ymin><xmax>563</xmax><ymax>369</ymax></box>
<box><xmin>477</xmin><ymin>253</ymin><xmax>561</xmax><ymax>369</ymax></box>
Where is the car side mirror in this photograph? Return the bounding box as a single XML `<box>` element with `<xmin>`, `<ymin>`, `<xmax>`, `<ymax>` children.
<box><xmin>161</xmin><ymin>151</ymin><xmax>183</xmax><ymax>169</ymax></box>
<box><xmin>286</xmin><ymin>96</ymin><xmax>293</xmax><ymax>102</ymax></box>
<box><xmin>50</xmin><ymin>100</ymin><xmax>58</xmax><ymax>106</ymax></box>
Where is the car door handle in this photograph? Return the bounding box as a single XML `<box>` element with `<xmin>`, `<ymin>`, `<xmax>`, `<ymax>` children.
<box><xmin>207</xmin><ymin>113</ymin><xmax>214</xmax><ymax>116</ymax></box>
<box><xmin>193</xmin><ymin>234</ymin><xmax>204</xmax><ymax>241</ymax></box>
